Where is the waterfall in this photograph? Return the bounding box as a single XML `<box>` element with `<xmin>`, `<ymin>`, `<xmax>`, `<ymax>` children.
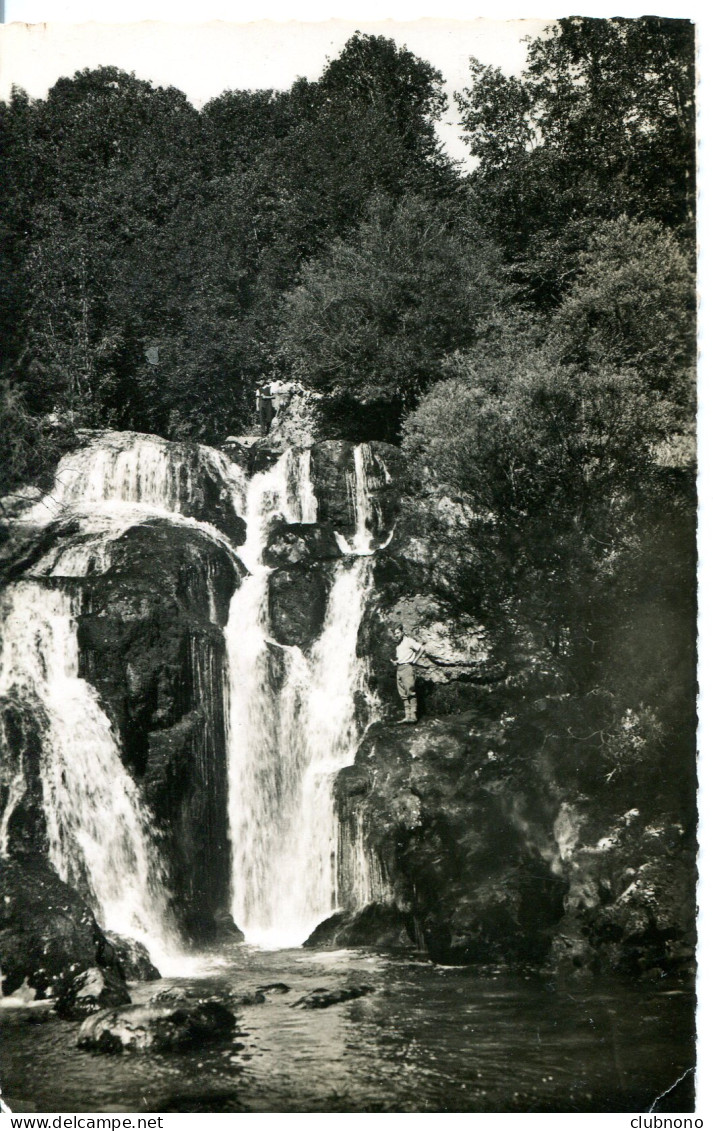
<box><xmin>226</xmin><ymin>448</ymin><xmax>377</xmax><ymax>946</ymax></box>
<box><xmin>1</xmin><ymin>430</ymin><xmax>246</xmax><ymax>965</ymax></box>
<box><xmin>0</xmin><ymin>582</ymin><xmax>178</xmax><ymax>961</ymax></box>
<box><xmin>338</xmin><ymin>443</ymin><xmax>393</xmax><ymax>555</ymax></box>
<box><xmin>3</xmin><ymin>429</ymin><xmax>390</xmax><ymax>958</ymax></box>
<box><xmin>25</xmin><ymin>431</ymin><xmax>246</xmax><ymax>525</ymax></box>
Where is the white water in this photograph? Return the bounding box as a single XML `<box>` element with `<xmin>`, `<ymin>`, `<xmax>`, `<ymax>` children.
<box><xmin>21</xmin><ymin>431</ymin><xmax>247</xmax><ymax>582</ymax></box>
<box><xmin>1</xmin><ymin>431</ymin><xmax>248</xmax><ymax>970</ymax></box>
<box><xmin>24</xmin><ymin>431</ymin><xmax>246</xmax><ymax>526</ymax></box>
<box><xmin>226</xmin><ymin>447</ymin><xmax>379</xmax><ymax>946</ymax></box>
<box><xmin>2</xmin><ymin>431</ymin><xmax>389</xmax><ymax>961</ymax></box>
<box><xmin>338</xmin><ymin>443</ymin><xmax>394</xmax><ymax>555</ymax></box>
<box><xmin>0</xmin><ymin>582</ymin><xmax>179</xmax><ymax>963</ymax></box>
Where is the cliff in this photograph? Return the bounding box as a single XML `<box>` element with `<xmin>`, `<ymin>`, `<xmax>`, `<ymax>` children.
<box><xmin>0</xmin><ymin>429</ymin><xmax>696</xmax><ymax>998</ymax></box>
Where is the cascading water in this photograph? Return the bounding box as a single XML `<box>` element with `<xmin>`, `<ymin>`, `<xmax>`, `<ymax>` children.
<box><xmin>3</xmin><ymin>429</ymin><xmax>389</xmax><ymax>960</ymax></box>
<box><xmin>225</xmin><ymin>447</ymin><xmax>380</xmax><ymax>946</ymax></box>
<box><xmin>339</xmin><ymin>443</ymin><xmax>393</xmax><ymax>555</ymax></box>
<box><xmin>25</xmin><ymin>430</ymin><xmax>246</xmax><ymax>524</ymax></box>
<box><xmin>1</xmin><ymin>431</ymin><xmax>247</xmax><ymax>965</ymax></box>
<box><xmin>0</xmin><ymin>582</ymin><xmax>178</xmax><ymax>961</ymax></box>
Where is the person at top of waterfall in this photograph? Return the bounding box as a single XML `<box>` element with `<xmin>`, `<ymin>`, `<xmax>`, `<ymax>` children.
<box><xmin>256</xmin><ymin>382</ymin><xmax>275</xmax><ymax>436</ymax></box>
<box><xmin>391</xmin><ymin>624</ymin><xmax>425</xmax><ymax>724</ymax></box>
<box><xmin>256</xmin><ymin>379</ymin><xmax>293</xmax><ymax>435</ymax></box>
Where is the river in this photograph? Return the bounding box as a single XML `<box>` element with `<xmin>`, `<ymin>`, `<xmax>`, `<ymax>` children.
<box><xmin>0</xmin><ymin>945</ymin><xmax>695</xmax><ymax>1114</ymax></box>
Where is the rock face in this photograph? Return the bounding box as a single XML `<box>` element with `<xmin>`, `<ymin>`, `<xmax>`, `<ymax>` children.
<box><xmin>310</xmin><ymin>441</ymin><xmax>403</xmax><ymax>543</ymax></box>
<box><xmin>77</xmin><ymin>1000</ymin><xmax>236</xmax><ymax>1053</ymax></box>
<box><xmin>0</xmin><ymin>858</ymin><xmax>120</xmax><ymax>999</ymax></box>
<box><xmin>263</xmin><ymin>522</ymin><xmax>341</xmax><ymax>569</ymax></box>
<box><xmin>71</xmin><ymin>520</ymin><xmax>240</xmax><ymax>941</ymax></box>
<box><xmin>335</xmin><ymin>713</ymin><xmax>567</xmax><ymax>967</ymax></box>
<box><xmin>0</xmin><ymin>429</ymin><xmax>695</xmax><ymax>984</ymax></box>
<box><xmin>0</xmin><ymin>695</ymin><xmax>48</xmax><ymax>859</ymax></box>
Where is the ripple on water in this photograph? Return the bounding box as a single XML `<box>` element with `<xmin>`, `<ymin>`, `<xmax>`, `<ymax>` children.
<box><xmin>0</xmin><ymin>949</ymin><xmax>695</xmax><ymax>1114</ymax></box>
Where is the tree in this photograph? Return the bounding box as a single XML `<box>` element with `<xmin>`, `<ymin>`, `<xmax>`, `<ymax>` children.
<box><xmin>551</xmin><ymin>217</ymin><xmax>696</xmax><ymax>404</ymax></box>
<box><xmin>276</xmin><ymin>193</ymin><xmax>511</xmax><ymax>434</ymax></box>
<box><xmin>457</xmin><ymin>17</ymin><xmax>695</xmax><ymax>304</ymax></box>
<box><xmin>4</xmin><ymin>68</ymin><xmax>210</xmax><ymax>426</ymax></box>
<box><xmin>401</xmin><ymin>337</ymin><xmax>695</xmax><ymax>817</ymax></box>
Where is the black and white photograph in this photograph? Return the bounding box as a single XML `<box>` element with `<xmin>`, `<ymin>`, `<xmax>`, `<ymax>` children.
<box><xmin>0</xmin><ymin>1</ymin><xmax>703</xmax><ymax>1117</ymax></box>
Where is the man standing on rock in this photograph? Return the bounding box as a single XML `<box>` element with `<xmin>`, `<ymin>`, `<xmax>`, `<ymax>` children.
<box><xmin>256</xmin><ymin>382</ymin><xmax>274</xmax><ymax>435</ymax></box>
<box><xmin>391</xmin><ymin>624</ymin><xmax>425</xmax><ymax>724</ymax></box>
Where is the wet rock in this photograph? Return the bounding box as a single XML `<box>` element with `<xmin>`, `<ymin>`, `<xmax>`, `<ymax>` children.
<box><xmin>0</xmin><ymin>858</ymin><xmax>119</xmax><ymax>999</ymax></box>
<box><xmin>358</xmin><ymin>587</ymin><xmax>498</xmax><ymax>711</ymax></box>
<box><xmin>232</xmin><ymin>991</ymin><xmax>266</xmax><ymax>1007</ymax></box>
<box><xmin>263</xmin><ymin>522</ymin><xmax>341</xmax><ymax>568</ymax></box>
<box><xmin>71</xmin><ymin>520</ymin><xmax>239</xmax><ymax>942</ymax></box>
<box><xmin>291</xmin><ymin>985</ymin><xmax>375</xmax><ymax>1009</ymax></box>
<box><xmin>304</xmin><ymin>904</ymin><xmax>412</xmax><ymax>950</ymax></box>
<box><xmin>77</xmin><ymin>999</ymin><xmax>236</xmax><ymax>1053</ymax></box>
<box><xmin>256</xmin><ymin>982</ymin><xmax>290</xmax><ymax>995</ymax></box>
<box><xmin>268</xmin><ymin>563</ymin><xmax>332</xmax><ymax>649</ymax></box>
<box><xmin>214</xmin><ymin>909</ymin><xmax>244</xmax><ymax>941</ymax></box>
<box><xmin>150</xmin><ymin>986</ymin><xmax>263</xmax><ymax>1008</ymax></box>
<box><xmin>310</xmin><ymin>440</ymin><xmax>403</xmax><ymax>544</ymax></box>
<box><xmin>335</xmin><ymin>715</ymin><xmax>566</xmax><ymax>968</ymax></box>
<box><xmin>552</xmin><ymin>817</ymin><xmax>697</xmax><ymax>978</ymax></box>
<box><xmin>50</xmin><ymin>432</ymin><xmax>247</xmax><ymax>545</ymax></box>
<box><xmin>309</xmin><ymin>441</ymin><xmax>358</xmax><ymax>533</ymax></box>
<box><xmin>103</xmin><ymin>932</ymin><xmax>161</xmax><ymax>982</ymax></box>
<box><xmin>55</xmin><ymin>966</ymin><xmax>131</xmax><ymax>1020</ymax></box>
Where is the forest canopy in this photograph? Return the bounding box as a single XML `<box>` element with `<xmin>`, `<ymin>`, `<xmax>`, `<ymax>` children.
<box><xmin>0</xmin><ymin>21</ymin><xmax>694</xmax><ymax>453</ymax></box>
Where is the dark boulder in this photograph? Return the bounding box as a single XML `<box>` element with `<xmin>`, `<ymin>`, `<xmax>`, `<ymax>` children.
<box><xmin>214</xmin><ymin>908</ymin><xmax>244</xmax><ymax>941</ymax></box>
<box><xmin>0</xmin><ymin>858</ymin><xmax>119</xmax><ymax>999</ymax></box>
<box><xmin>304</xmin><ymin>903</ymin><xmax>412</xmax><ymax>950</ymax></box>
<box><xmin>263</xmin><ymin>522</ymin><xmax>342</xmax><ymax>568</ymax></box>
<box><xmin>0</xmin><ymin>693</ymin><xmax>48</xmax><ymax>858</ymax></box>
<box><xmin>54</xmin><ymin>965</ymin><xmax>131</xmax><ymax>1020</ymax></box>
<box><xmin>103</xmin><ymin>932</ymin><xmax>161</xmax><ymax>982</ymax></box>
<box><xmin>77</xmin><ymin>999</ymin><xmax>236</xmax><ymax>1053</ymax></box>
<box><xmin>291</xmin><ymin>985</ymin><xmax>374</xmax><ymax>1009</ymax></box>
<box><xmin>70</xmin><ymin>520</ymin><xmax>239</xmax><ymax>942</ymax></box>
<box><xmin>310</xmin><ymin>441</ymin><xmax>357</xmax><ymax>533</ymax></box>
<box><xmin>268</xmin><ymin>563</ymin><xmax>332</xmax><ymax>649</ymax></box>
<box><xmin>310</xmin><ymin>440</ymin><xmax>403</xmax><ymax>545</ymax></box>
<box><xmin>552</xmin><ymin>817</ymin><xmax>697</xmax><ymax>978</ymax></box>
<box><xmin>335</xmin><ymin>715</ymin><xmax>567</xmax><ymax>968</ymax></box>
